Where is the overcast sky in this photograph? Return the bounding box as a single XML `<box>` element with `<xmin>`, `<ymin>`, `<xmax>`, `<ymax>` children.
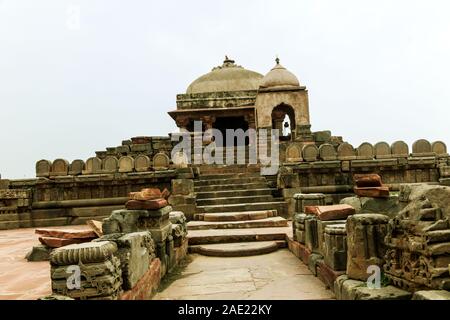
<box><xmin>1</xmin><ymin>0</ymin><xmax>449</xmax><ymax>178</ymax></box>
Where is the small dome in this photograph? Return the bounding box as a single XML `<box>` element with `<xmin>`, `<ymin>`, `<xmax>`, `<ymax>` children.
<box><xmin>186</xmin><ymin>57</ymin><xmax>263</xmax><ymax>94</ymax></box>
<box><xmin>259</xmin><ymin>58</ymin><xmax>300</xmax><ymax>89</ymax></box>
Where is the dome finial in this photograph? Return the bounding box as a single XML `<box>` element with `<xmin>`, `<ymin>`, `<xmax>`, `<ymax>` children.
<box><xmin>275</xmin><ymin>55</ymin><xmax>280</xmax><ymax>65</ymax></box>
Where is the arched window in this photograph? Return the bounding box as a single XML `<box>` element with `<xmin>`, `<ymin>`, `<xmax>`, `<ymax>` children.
<box><xmin>271</xmin><ymin>103</ymin><xmax>296</xmax><ymax>141</ymax></box>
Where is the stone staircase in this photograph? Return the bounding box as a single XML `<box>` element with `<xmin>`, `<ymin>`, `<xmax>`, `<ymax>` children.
<box><xmin>187</xmin><ymin>166</ymin><xmax>291</xmax><ymax>257</ymax></box>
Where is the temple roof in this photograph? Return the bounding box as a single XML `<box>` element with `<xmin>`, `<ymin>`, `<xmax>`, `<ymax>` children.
<box><xmin>186</xmin><ymin>57</ymin><xmax>263</xmax><ymax>94</ymax></box>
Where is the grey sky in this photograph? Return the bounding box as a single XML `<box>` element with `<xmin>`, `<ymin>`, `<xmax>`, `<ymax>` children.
<box><xmin>0</xmin><ymin>0</ymin><xmax>449</xmax><ymax>178</ymax></box>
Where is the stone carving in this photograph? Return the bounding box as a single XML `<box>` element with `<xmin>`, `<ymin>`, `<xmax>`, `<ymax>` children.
<box><xmin>51</xmin><ymin>159</ymin><xmax>69</xmax><ymax>176</ymax></box>
<box><xmin>356</xmin><ymin>142</ymin><xmax>374</xmax><ymax>160</ymax></box>
<box><xmin>36</xmin><ymin>160</ymin><xmax>52</xmax><ymax>177</ymax></box>
<box><xmin>346</xmin><ymin>213</ymin><xmax>389</xmax><ymax>281</ymax></box>
<box><xmin>384</xmin><ymin>184</ymin><xmax>450</xmax><ymax>291</ymax></box>
<box><xmin>103</xmin><ymin>156</ymin><xmax>119</xmax><ymax>173</ymax></box>
<box><xmin>432</xmin><ymin>141</ymin><xmax>447</xmax><ymax>156</ymax></box>
<box><xmin>153</xmin><ymin>153</ymin><xmax>170</xmax><ymax>170</ymax></box>
<box><xmin>337</xmin><ymin>142</ymin><xmax>356</xmax><ymax>160</ymax></box>
<box><xmin>319</xmin><ymin>143</ymin><xmax>337</xmax><ymax>161</ymax></box>
<box><xmin>302</xmin><ymin>144</ymin><xmax>319</xmax><ymax>162</ymax></box>
<box><xmin>374</xmin><ymin>142</ymin><xmax>391</xmax><ymax>159</ymax></box>
<box><xmin>412</xmin><ymin>139</ymin><xmax>433</xmax><ymax>156</ymax></box>
<box><xmin>134</xmin><ymin>155</ymin><xmax>151</xmax><ymax>172</ymax></box>
<box><xmin>83</xmin><ymin>157</ymin><xmax>102</xmax><ymax>174</ymax></box>
<box><xmin>285</xmin><ymin>144</ymin><xmax>302</xmax><ymax>162</ymax></box>
<box><xmin>391</xmin><ymin>141</ymin><xmax>409</xmax><ymax>158</ymax></box>
<box><xmin>69</xmin><ymin>159</ymin><xmax>85</xmax><ymax>176</ymax></box>
<box><xmin>118</xmin><ymin>156</ymin><xmax>134</xmax><ymax>173</ymax></box>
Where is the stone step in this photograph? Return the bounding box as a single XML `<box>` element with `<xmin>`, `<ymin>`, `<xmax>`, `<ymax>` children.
<box><xmin>195</xmin><ymin>165</ymin><xmax>260</xmax><ymax>175</ymax></box>
<box><xmin>187</xmin><ymin>216</ymin><xmax>288</xmax><ymax>230</ymax></box>
<box><xmin>196</xmin><ymin>201</ymin><xmax>288</xmax><ymax>215</ymax></box>
<box><xmin>194</xmin><ymin>182</ymin><xmax>269</xmax><ymax>192</ymax></box>
<box><xmin>196</xmin><ymin>188</ymin><xmax>276</xmax><ymax>200</ymax></box>
<box><xmin>189</xmin><ymin>241</ymin><xmax>286</xmax><ymax>257</ymax></box>
<box><xmin>195</xmin><ymin>209</ymin><xmax>278</xmax><ymax>222</ymax></box>
<box><xmin>194</xmin><ymin>176</ymin><xmax>267</xmax><ymax>186</ymax></box>
<box><xmin>0</xmin><ymin>215</ymin><xmax>109</xmax><ymax>230</ymax></box>
<box><xmin>187</xmin><ymin>226</ymin><xmax>291</xmax><ymax>245</ymax></box>
<box><xmin>196</xmin><ymin>195</ymin><xmax>275</xmax><ymax>206</ymax></box>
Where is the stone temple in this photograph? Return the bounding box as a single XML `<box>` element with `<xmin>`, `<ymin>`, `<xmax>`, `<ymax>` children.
<box><xmin>1</xmin><ymin>56</ymin><xmax>450</xmax><ymax>300</ymax></box>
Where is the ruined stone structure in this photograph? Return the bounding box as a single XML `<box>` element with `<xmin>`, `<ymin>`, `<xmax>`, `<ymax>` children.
<box><xmin>1</xmin><ymin>56</ymin><xmax>450</xmax><ymax>300</ymax></box>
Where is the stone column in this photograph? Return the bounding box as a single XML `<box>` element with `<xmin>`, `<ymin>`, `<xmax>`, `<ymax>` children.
<box><xmin>175</xmin><ymin>116</ymin><xmax>190</xmax><ymax>132</ymax></box>
<box><xmin>201</xmin><ymin>115</ymin><xmax>215</xmax><ymax>144</ymax></box>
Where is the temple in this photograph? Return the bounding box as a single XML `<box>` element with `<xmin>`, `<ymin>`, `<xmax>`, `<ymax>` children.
<box><xmin>1</xmin><ymin>56</ymin><xmax>450</xmax><ymax>300</ymax></box>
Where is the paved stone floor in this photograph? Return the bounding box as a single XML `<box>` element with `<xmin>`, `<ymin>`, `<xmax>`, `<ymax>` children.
<box><xmin>154</xmin><ymin>249</ymin><xmax>334</xmax><ymax>300</ymax></box>
<box><xmin>0</xmin><ymin>225</ymin><xmax>88</xmax><ymax>300</ymax></box>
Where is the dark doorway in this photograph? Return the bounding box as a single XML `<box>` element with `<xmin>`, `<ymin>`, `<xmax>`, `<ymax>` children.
<box><xmin>214</xmin><ymin>116</ymin><xmax>249</xmax><ymax>146</ymax></box>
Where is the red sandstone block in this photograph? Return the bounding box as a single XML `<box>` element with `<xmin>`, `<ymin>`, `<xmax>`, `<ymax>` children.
<box><xmin>161</xmin><ymin>188</ymin><xmax>171</xmax><ymax>199</ymax></box>
<box><xmin>354</xmin><ymin>186</ymin><xmax>390</xmax><ymax>198</ymax></box>
<box><xmin>353</xmin><ymin>174</ymin><xmax>383</xmax><ymax>188</ymax></box>
<box><xmin>35</xmin><ymin>228</ymin><xmax>97</xmax><ymax>239</ymax></box>
<box><xmin>304</xmin><ymin>204</ymin><xmax>355</xmax><ymax>221</ymax></box>
<box><xmin>38</xmin><ymin>236</ymin><xmax>92</xmax><ymax>248</ymax></box>
<box><xmin>129</xmin><ymin>188</ymin><xmax>163</xmax><ymax>201</ymax></box>
<box><xmin>125</xmin><ymin>199</ymin><xmax>168</xmax><ymax>210</ymax></box>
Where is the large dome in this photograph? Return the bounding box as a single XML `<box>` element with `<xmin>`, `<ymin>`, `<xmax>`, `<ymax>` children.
<box><xmin>186</xmin><ymin>57</ymin><xmax>263</xmax><ymax>94</ymax></box>
<box><xmin>259</xmin><ymin>58</ymin><xmax>300</xmax><ymax>89</ymax></box>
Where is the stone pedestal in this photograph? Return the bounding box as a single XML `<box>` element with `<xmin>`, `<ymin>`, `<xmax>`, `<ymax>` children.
<box><xmin>293</xmin><ymin>193</ymin><xmax>325</xmax><ymax>214</ymax></box>
<box><xmin>324</xmin><ymin>224</ymin><xmax>347</xmax><ymax>271</ymax></box>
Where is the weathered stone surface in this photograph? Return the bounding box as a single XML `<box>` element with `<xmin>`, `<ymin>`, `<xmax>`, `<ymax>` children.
<box><xmin>374</xmin><ymin>142</ymin><xmax>391</xmax><ymax>159</ymax></box>
<box><xmin>50</xmin><ymin>241</ymin><xmax>118</xmax><ymax>265</ymax></box>
<box><xmin>356</xmin><ymin>142</ymin><xmax>374</xmax><ymax>160</ymax></box>
<box><xmin>346</xmin><ymin>214</ymin><xmax>389</xmax><ymax>281</ymax></box>
<box><xmin>308</xmin><ymin>253</ymin><xmax>323</xmax><ymax>276</ymax></box>
<box><xmin>129</xmin><ymin>188</ymin><xmax>169</xmax><ymax>201</ymax></box>
<box><xmin>118</xmin><ymin>156</ymin><xmax>134</xmax><ymax>173</ymax></box>
<box><xmin>391</xmin><ymin>141</ymin><xmax>409</xmax><ymax>158</ymax></box>
<box><xmin>84</xmin><ymin>157</ymin><xmax>102</xmax><ymax>174</ymax></box>
<box><xmin>26</xmin><ymin>244</ymin><xmax>51</xmax><ymax>261</ymax></box>
<box><xmin>318</xmin><ymin>143</ymin><xmax>337</xmax><ymax>161</ymax></box>
<box><xmin>293</xmin><ymin>193</ymin><xmax>325</xmax><ymax>214</ymax></box>
<box><xmin>304</xmin><ymin>215</ymin><xmax>319</xmax><ymax>253</ymax></box>
<box><xmin>51</xmin><ymin>159</ymin><xmax>69</xmax><ymax>176</ymax></box>
<box><xmin>323</xmin><ymin>224</ymin><xmax>347</xmax><ymax>271</ymax></box>
<box><xmin>412</xmin><ymin>139</ymin><xmax>433</xmax><ymax>156</ymax></box>
<box><xmin>340</xmin><ymin>196</ymin><xmax>401</xmax><ymax>219</ymax></box>
<box><xmin>432</xmin><ymin>141</ymin><xmax>447</xmax><ymax>156</ymax></box>
<box><xmin>285</xmin><ymin>144</ymin><xmax>302</xmax><ymax>162</ymax></box>
<box><xmin>134</xmin><ymin>155</ymin><xmax>151</xmax><ymax>172</ymax></box>
<box><xmin>97</xmin><ymin>232</ymin><xmax>155</xmax><ymax>290</ymax></box>
<box><xmin>412</xmin><ymin>290</ymin><xmax>450</xmax><ymax>300</ymax></box>
<box><xmin>353</xmin><ymin>173</ymin><xmax>382</xmax><ymax>188</ymax></box>
<box><xmin>353</xmin><ymin>286</ymin><xmax>412</xmax><ymax>300</ymax></box>
<box><xmin>172</xmin><ymin>151</ymin><xmax>189</xmax><ymax>168</ymax></box>
<box><xmin>302</xmin><ymin>144</ymin><xmax>318</xmax><ymax>162</ymax></box>
<box><xmin>69</xmin><ymin>159</ymin><xmax>85</xmax><ymax>176</ymax></box>
<box><xmin>120</xmin><ymin>258</ymin><xmax>161</xmax><ymax>300</ymax></box>
<box><xmin>172</xmin><ymin>179</ymin><xmax>194</xmax><ymax>195</ymax></box>
<box><xmin>354</xmin><ymin>186</ymin><xmax>390</xmax><ymax>198</ymax></box>
<box><xmin>337</xmin><ymin>142</ymin><xmax>356</xmax><ymax>160</ymax></box>
<box><xmin>125</xmin><ymin>199</ymin><xmax>168</xmax><ymax>210</ymax></box>
<box><xmin>102</xmin><ymin>156</ymin><xmax>119</xmax><ymax>173</ymax></box>
<box><xmin>305</xmin><ymin>204</ymin><xmax>355</xmax><ymax>221</ymax></box>
<box><xmin>153</xmin><ymin>152</ymin><xmax>170</xmax><ymax>169</ymax></box>
<box><xmin>36</xmin><ymin>228</ymin><xmax>97</xmax><ymax>239</ymax></box>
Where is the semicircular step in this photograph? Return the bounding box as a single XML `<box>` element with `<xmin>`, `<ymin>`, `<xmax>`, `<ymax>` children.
<box><xmin>189</xmin><ymin>241</ymin><xmax>280</xmax><ymax>257</ymax></box>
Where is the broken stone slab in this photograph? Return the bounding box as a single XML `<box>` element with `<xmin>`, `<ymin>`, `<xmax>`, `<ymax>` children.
<box><xmin>340</xmin><ymin>195</ymin><xmax>401</xmax><ymax>219</ymax></box>
<box><xmin>353</xmin><ymin>286</ymin><xmax>412</xmax><ymax>300</ymax></box>
<box><xmin>129</xmin><ymin>188</ymin><xmax>170</xmax><ymax>201</ymax></box>
<box><xmin>39</xmin><ymin>236</ymin><xmax>92</xmax><ymax>248</ymax></box>
<box><xmin>353</xmin><ymin>173</ymin><xmax>382</xmax><ymax>188</ymax></box>
<box><xmin>87</xmin><ymin>220</ymin><xmax>103</xmax><ymax>237</ymax></box>
<box><xmin>412</xmin><ymin>290</ymin><xmax>450</xmax><ymax>300</ymax></box>
<box><xmin>169</xmin><ymin>211</ymin><xmax>187</xmax><ymax>226</ymax></box>
<box><xmin>125</xmin><ymin>199</ymin><xmax>168</xmax><ymax>210</ymax></box>
<box><xmin>35</xmin><ymin>228</ymin><xmax>97</xmax><ymax>239</ymax></box>
<box><xmin>50</xmin><ymin>241</ymin><xmax>118</xmax><ymax>265</ymax></box>
<box><xmin>26</xmin><ymin>244</ymin><xmax>52</xmax><ymax>262</ymax></box>
<box><xmin>305</xmin><ymin>204</ymin><xmax>355</xmax><ymax>221</ymax></box>
<box><xmin>340</xmin><ymin>278</ymin><xmax>365</xmax><ymax>300</ymax></box>
<box><xmin>51</xmin><ymin>256</ymin><xmax>121</xmax><ymax>280</ymax></box>
<box><xmin>354</xmin><ymin>186</ymin><xmax>390</xmax><ymax>198</ymax></box>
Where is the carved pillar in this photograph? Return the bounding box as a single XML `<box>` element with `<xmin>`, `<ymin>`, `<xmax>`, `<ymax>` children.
<box><xmin>175</xmin><ymin>116</ymin><xmax>190</xmax><ymax>131</ymax></box>
<box><xmin>200</xmin><ymin>115</ymin><xmax>215</xmax><ymax>144</ymax></box>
